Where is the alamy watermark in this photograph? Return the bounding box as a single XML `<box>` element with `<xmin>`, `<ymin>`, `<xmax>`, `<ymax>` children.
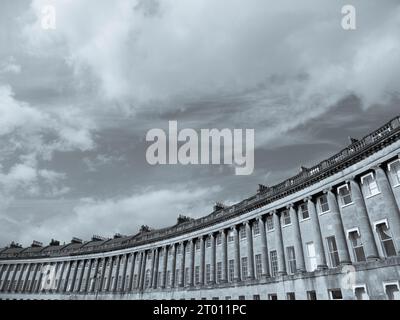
<box><xmin>145</xmin><ymin>121</ymin><xmax>255</xmax><ymax>175</ymax></box>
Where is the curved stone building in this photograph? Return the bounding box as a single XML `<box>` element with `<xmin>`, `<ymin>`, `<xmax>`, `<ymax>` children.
<box><xmin>1</xmin><ymin>116</ymin><xmax>400</xmax><ymax>300</ymax></box>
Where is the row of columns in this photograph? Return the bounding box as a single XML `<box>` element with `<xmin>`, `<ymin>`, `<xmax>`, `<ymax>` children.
<box><xmin>1</xmin><ymin>163</ymin><xmax>400</xmax><ymax>295</ymax></box>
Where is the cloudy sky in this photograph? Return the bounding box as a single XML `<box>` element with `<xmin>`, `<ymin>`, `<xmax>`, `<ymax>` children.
<box><xmin>0</xmin><ymin>0</ymin><xmax>400</xmax><ymax>247</ymax></box>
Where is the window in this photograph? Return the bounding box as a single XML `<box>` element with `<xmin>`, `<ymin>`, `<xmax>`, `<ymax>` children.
<box><xmin>225</xmin><ymin>296</ymin><xmax>232</xmax><ymax>300</ymax></box>
<box><xmin>253</xmin><ymin>221</ymin><xmax>260</xmax><ymax>235</ymax></box>
<box><xmin>216</xmin><ymin>234</ymin><xmax>222</xmax><ymax>245</ymax></box>
<box><xmin>175</xmin><ymin>269</ymin><xmax>180</xmax><ymax>286</ymax></box>
<box><xmin>326</xmin><ymin>236</ymin><xmax>340</xmax><ymax>267</ymax></box>
<box><xmin>240</xmin><ymin>226</ymin><xmax>246</xmax><ymax>240</ymax></box>
<box><xmin>268</xmin><ymin>294</ymin><xmax>278</xmax><ymax>300</ymax></box>
<box><xmin>388</xmin><ymin>159</ymin><xmax>400</xmax><ymax>186</ymax></box>
<box><xmin>216</xmin><ymin>262</ymin><xmax>222</xmax><ymax>283</ymax></box>
<box><xmin>166</xmin><ymin>271</ymin><xmax>171</xmax><ymax>287</ymax></box>
<box><xmin>286</xmin><ymin>246</ymin><xmax>296</xmax><ymax>274</ymax></box>
<box><xmin>361</xmin><ymin>172</ymin><xmax>380</xmax><ymax>197</ymax></box>
<box><xmin>338</xmin><ymin>184</ymin><xmax>353</xmax><ymax>206</ymax></box>
<box><xmin>177</xmin><ymin>245</ymin><xmax>182</xmax><ymax>254</ymax></box>
<box><xmin>195</xmin><ymin>266</ymin><xmax>200</xmax><ymax>284</ymax></box>
<box><xmin>282</xmin><ymin>210</ymin><xmax>291</xmax><ymax>226</ymax></box>
<box><xmin>206</xmin><ymin>237</ymin><xmax>211</xmax><ymax>248</ymax></box>
<box><xmin>348</xmin><ymin>230</ymin><xmax>366</xmax><ymax>262</ymax></box>
<box><xmin>319</xmin><ymin>194</ymin><xmax>329</xmax><ymax>213</ymax></box>
<box><xmin>255</xmin><ymin>254</ymin><xmax>262</xmax><ymax>278</ymax></box>
<box><xmin>206</xmin><ymin>264</ymin><xmax>211</xmax><ymax>283</ymax></box>
<box><xmin>195</xmin><ymin>241</ymin><xmax>200</xmax><ymax>250</ymax></box>
<box><xmin>307</xmin><ymin>290</ymin><xmax>317</xmax><ymax>300</ymax></box>
<box><xmin>300</xmin><ymin>203</ymin><xmax>309</xmax><ymax>220</ymax></box>
<box><xmin>329</xmin><ymin>289</ymin><xmax>343</xmax><ymax>300</ymax></box>
<box><xmin>286</xmin><ymin>292</ymin><xmax>295</xmax><ymax>300</ymax></box>
<box><xmin>185</xmin><ymin>267</ymin><xmax>189</xmax><ymax>286</ymax></box>
<box><xmin>253</xmin><ymin>294</ymin><xmax>260</xmax><ymax>300</ymax></box>
<box><xmin>306</xmin><ymin>242</ymin><xmax>317</xmax><ymax>271</ymax></box>
<box><xmin>241</xmin><ymin>257</ymin><xmax>248</xmax><ymax>279</ymax></box>
<box><xmin>228</xmin><ymin>259</ymin><xmax>234</xmax><ymax>282</ymax></box>
<box><xmin>228</xmin><ymin>231</ymin><xmax>234</xmax><ymax>242</ymax></box>
<box><xmin>266</xmin><ymin>215</ymin><xmax>274</xmax><ymax>231</ymax></box>
<box><xmin>385</xmin><ymin>282</ymin><xmax>400</xmax><ymax>300</ymax></box>
<box><xmin>354</xmin><ymin>285</ymin><xmax>369</xmax><ymax>300</ymax></box>
<box><xmin>375</xmin><ymin>222</ymin><xmax>397</xmax><ymax>257</ymax></box>
<box><xmin>270</xmin><ymin>251</ymin><xmax>278</xmax><ymax>277</ymax></box>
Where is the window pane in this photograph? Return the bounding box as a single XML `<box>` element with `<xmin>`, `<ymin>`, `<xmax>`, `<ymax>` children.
<box><xmin>377</xmin><ymin>224</ymin><xmax>397</xmax><ymax>257</ymax></box>
<box><xmin>319</xmin><ymin>195</ymin><xmax>329</xmax><ymax>212</ymax></box>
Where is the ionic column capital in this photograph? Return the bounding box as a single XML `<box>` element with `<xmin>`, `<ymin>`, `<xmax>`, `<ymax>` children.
<box><xmin>286</xmin><ymin>203</ymin><xmax>294</xmax><ymax>209</ymax></box>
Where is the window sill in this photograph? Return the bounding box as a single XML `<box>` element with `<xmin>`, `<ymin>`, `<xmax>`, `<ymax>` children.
<box><xmin>392</xmin><ymin>184</ymin><xmax>400</xmax><ymax>188</ymax></box>
<box><xmin>282</xmin><ymin>223</ymin><xmax>292</xmax><ymax>228</ymax></box>
<box><xmin>267</xmin><ymin>229</ymin><xmax>275</xmax><ymax>233</ymax></box>
<box><xmin>341</xmin><ymin>202</ymin><xmax>354</xmax><ymax>209</ymax></box>
<box><xmin>300</xmin><ymin>217</ymin><xmax>311</xmax><ymax>223</ymax></box>
<box><xmin>365</xmin><ymin>192</ymin><xmax>381</xmax><ymax>199</ymax></box>
<box><xmin>319</xmin><ymin>210</ymin><xmax>330</xmax><ymax>216</ymax></box>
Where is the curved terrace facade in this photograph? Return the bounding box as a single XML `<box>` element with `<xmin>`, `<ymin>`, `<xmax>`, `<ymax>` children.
<box><xmin>1</xmin><ymin>116</ymin><xmax>400</xmax><ymax>300</ymax></box>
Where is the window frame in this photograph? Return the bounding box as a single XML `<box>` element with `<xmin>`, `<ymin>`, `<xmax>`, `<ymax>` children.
<box><xmin>326</xmin><ymin>236</ymin><xmax>340</xmax><ymax>268</ymax></box>
<box><xmin>383</xmin><ymin>281</ymin><xmax>400</xmax><ymax>300</ymax></box>
<box><xmin>353</xmin><ymin>284</ymin><xmax>369</xmax><ymax>300</ymax></box>
<box><xmin>361</xmin><ymin>172</ymin><xmax>381</xmax><ymax>198</ymax></box>
<box><xmin>282</xmin><ymin>210</ymin><xmax>291</xmax><ymax>226</ymax></box>
<box><xmin>347</xmin><ymin>228</ymin><xmax>366</xmax><ymax>262</ymax></box>
<box><xmin>286</xmin><ymin>246</ymin><xmax>297</xmax><ymax>274</ymax></box>
<box><xmin>329</xmin><ymin>288</ymin><xmax>343</xmax><ymax>300</ymax></box>
<box><xmin>374</xmin><ymin>219</ymin><xmax>397</xmax><ymax>257</ymax></box>
<box><xmin>337</xmin><ymin>183</ymin><xmax>353</xmax><ymax>207</ymax></box>
<box><xmin>266</xmin><ymin>215</ymin><xmax>274</xmax><ymax>231</ymax></box>
<box><xmin>299</xmin><ymin>203</ymin><xmax>310</xmax><ymax>221</ymax></box>
<box><xmin>388</xmin><ymin>159</ymin><xmax>400</xmax><ymax>187</ymax></box>
<box><xmin>318</xmin><ymin>194</ymin><xmax>330</xmax><ymax>214</ymax></box>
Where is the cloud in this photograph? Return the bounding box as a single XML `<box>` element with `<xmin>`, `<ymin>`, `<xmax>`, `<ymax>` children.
<box><xmin>0</xmin><ymin>56</ymin><xmax>21</xmax><ymax>75</ymax></box>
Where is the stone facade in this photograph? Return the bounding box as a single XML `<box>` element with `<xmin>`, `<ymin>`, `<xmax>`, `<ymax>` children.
<box><xmin>1</xmin><ymin>116</ymin><xmax>400</xmax><ymax>300</ymax></box>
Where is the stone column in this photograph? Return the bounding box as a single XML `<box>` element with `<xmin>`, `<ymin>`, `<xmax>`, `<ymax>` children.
<box><xmin>139</xmin><ymin>251</ymin><xmax>147</xmax><ymax>290</ymax></box>
<box><xmin>258</xmin><ymin>216</ymin><xmax>270</xmax><ymax>277</ymax></box>
<box><xmin>22</xmin><ymin>264</ymin><xmax>33</xmax><ymax>292</ymax></box>
<box><xmin>221</xmin><ymin>229</ymin><xmax>228</xmax><ymax>283</ymax></box>
<box><xmin>1</xmin><ymin>265</ymin><xmax>11</xmax><ymax>291</ymax></box>
<box><xmin>161</xmin><ymin>247</ymin><xmax>168</xmax><ymax>289</ymax></box>
<box><xmin>8</xmin><ymin>264</ymin><xmax>18</xmax><ymax>292</ymax></box>
<box><xmin>127</xmin><ymin>253</ymin><xmax>136</xmax><ymax>291</ymax></box>
<box><xmin>246</xmin><ymin>221</ymin><xmax>255</xmax><ymax>279</ymax></box>
<box><xmin>16</xmin><ymin>264</ymin><xmax>25</xmax><ymax>292</ymax></box>
<box><xmin>90</xmin><ymin>259</ymin><xmax>99</xmax><ymax>292</ymax></box>
<box><xmin>288</xmin><ymin>204</ymin><xmax>306</xmax><ymax>272</ymax></box>
<box><xmin>70</xmin><ymin>261</ymin><xmax>79</xmax><ymax>292</ymax></box>
<box><xmin>179</xmin><ymin>242</ymin><xmax>186</xmax><ymax>287</ymax></box>
<box><xmin>30</xmin><ymin>264</ymin><xmax>40</xmax><ymax>293</ymax></box>
<box><xmin>375</xmin><ymin>165</ymin><xmax>400</xmax><ymax>253</ymax></box>
<box><xmin>62</xmin><ymin>261</ymin><xmax>72</xmax><ymax>293</ymax></box>
<box><xmin>112</xmin><ymin>255</ymin><xmax>121</xmax><ymax>292</ymax></box>
<box><xmin>189</xmin><ymin>240</ymin><xmax>195</xmax><ymax>287</ymax></box>
<box><xmin>325</xmin><ymin>189</ymin><xmax>352</xmax><ymax>265</ymax></box>
<box><xmin>136</xmin><ymin>252</ymin><xmax>143</xmax><ymax>289</ymax></box>
<box><xmin>349</xmin><ymin>179</ymin><xmax>379</xmax><ymax>260</ymax></box>
<box><xmin>55</xmin><ymin>262</ymin><xmax>65</xmax><ymax>292</ymax></box>
<box><xmin>83</xmin><ymin>259</ymin><xmax>93</xmax><ymax>292</ymax></box>
<box><xmin>273</xmin><ymin>211</ymin><xmax>286</xmax><ymax>275</ymax></box>
<box><xmin>199</xmin><ymin>237</ymin><xmax>205</xmax><ymax>285</ymax></box>
<box><xmin>171</xmin><ymin>244</ymin><xmax>177</xmax><ymax>288</ymax></box>
<box><xmin>233</xmin><ymin>225</ymin><xmax>241</xmax><ymax>282</ymax></box>
<box><xmin>76</xmin><ymin>260</ymin><xmax>86</xmax><ymax>292</ymax></box>
<box><xmin>210</xmin><ymin>234</ymin><xmax>216</xmax><ymax>284</ymax></box>
<box><xmin>106</xmin><ymin>257</ymin><xmax>114</xmax><ymax>291</ymax></box>
<box><xmin>120</xmin><ymin>255</ymin><xmax>129</xmax><ymax>292</ymax></box>
<box><xmin>99</xmin><ymin>258</ymin><xmax>107</xmax><ymax>292</ymax></box>
<box><xmin>306</xmin><ymin>197</ymin><xmax>328</xmax><ymax>269</ymax></box>
<box><xmin>36</xmin><ymin>263</ymin><xmax>44</xmax><ymax>293</ymax></box>
<box><xmin>152</xmin><ymin>248</ymin><xmax>160</xmax><ymax>289</ymax></box>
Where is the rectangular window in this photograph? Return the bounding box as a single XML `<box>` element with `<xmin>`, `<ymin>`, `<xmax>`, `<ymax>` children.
<box><xmin>166</xmin><ymin>271</ymin><xmax>170</xmax><ymax>287</ymax></box>
<box><xmin>326</xmin><ymin>236</ymin><xmax>340</xmax><ymax>267</ymax></box>
<box><xmin>286</xmin><ymin>246</ymin><xmax>296</xmax><ymax>274</ymax></box>
<box><xmin>228</xmin><ymin>259</ymin><xmax>234</xmax><ymax>282</ymax></box>
<box><xmin>354</xmin><ymin>285</ymin><xmax>369</xmax><ymax>300</ymax></box>
<box><xmin>306</xmin><ymin>242</ymin><xmax>317</xmax><ymax>271</ymax></box>
<box><xmin>217</xmin><ymin>262</ymin><xmax>222</xmax><ymax>283</ymax></box>
<box><xmin>238</xmin><ymin>295</ymin><xmax>246</xmax><ymax>300</ymax></box>
<box><xmin>177</xmin><ymin>245</ymin><xmax>182</xmax><ymax>254</ymax></box>
<box><xmin>266</xmin><ymin>215</ymin><xmax>274</xmax><ymax>231</ymax></box>
<box><xmin>388</xmin><ymin>159</ymin><xmax>400</xmax><ymax>186</ymax></box>
<box><xmin>307</xmin><ymin>290</ymin><xmax>317</xmax><ymax>300</ymax></box>
<box><xmin>195</xmin><ymin>266</ymin><xmax>200</xmax><ymax>284</ymax></box>
<box><xmin>228</xmin><ymin>231</ymin><xmax>234</xmax><ymax>242</ymax></box>
<box><xmin>338</xmin><ymin>184</ymin><xmax>353</xmax><ymax>206</ymax></box>
<box><xmin>268</xmin><ymin>294</ymin><xmax>278</xmax><ymax>300</ymax></box>
<box><xmin>270</xmin><ymin>251</ymin><xmax>278</xmax><ymax>277</ymax></box>
<box><xmin>329</xmin><ymin>289</ymin><xmax>343</xmax><ymax>300</ymax></box>
<box><xmin>348</xmin><ymin>230</ymin><xmax>366</xmax><ymax>262</ymax></box>
<box><xmin>175</xmin><ymin>269</ymin><xmax>179</xmax><ymax>286</ymax></box>
<box><xmin>300</xmin><ymin>203</ymin><xmax>309</xmax><ymax>220</ymax></box>
<box><xmin>185</xmin><ymin>267</ymin><xmax>189</xmax><ymax>286</ymax></box>
<box><xmin>282</xmin><ymin>210</ymin><xmax>291</xmax><ymax>226</ymax></box>
<box><xmin>216</xmin><ymin>234</ymin><xmax>222</xmax><ymax>245</ymax></box>
<box><xmin>319</xmin><ymin>194</ymin><xmax>329</xmax><ymax>213</ymax></box>
<box><xmin>376</xmin><ymin>222</ymin><xmax>397</xmax><ymax>257</ymax></box>
<box><xmin>361</xmin><ymin>172</ymin><xmax>380</xmax><ymax>197</ymax></box>
<box><xmin>253</xmin><ymin>221</ymin><xmax>260</xmax><ymax>235</ymax></box>
<box><xmin>240</xmin><ymin>226</ymin><xmax>247</xmax><ymax>239</ymax></box>
<box><xmin>206</xmin><ymin>264</ymin><xmax>211</xmax><ymax>283</ymax></box>
<box><xmin>286</xmin><ymin>292</ymin><xmax>296</xmax><ymax>300</ymax></box>
<box><xmin>195</xmin><ymin>241</ymin><xmax>200</xmax><ymax>250</ymax></box>
<box><xmin>241</xmin><ymin>257</ymin><xmax>248</xmax><ymax>279</ymax></box>
<box><xmin>253</xmin><ymin>294</ymin><xmax>260</xmax><ymax>300</ymax></box>
<box><xmin>385</xmin><ymin>282</ymin><xmax>400</xmax><ymax>300</ymax></box>
<box><xmin>206</xmin><ymin>237</ymin><xmax>211</xmax><ymax>248</ymax></box>
<box><xmin>255</xmin><ymin>254</ymin><xmax>262</xmax><ymax>278</ymax></box>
